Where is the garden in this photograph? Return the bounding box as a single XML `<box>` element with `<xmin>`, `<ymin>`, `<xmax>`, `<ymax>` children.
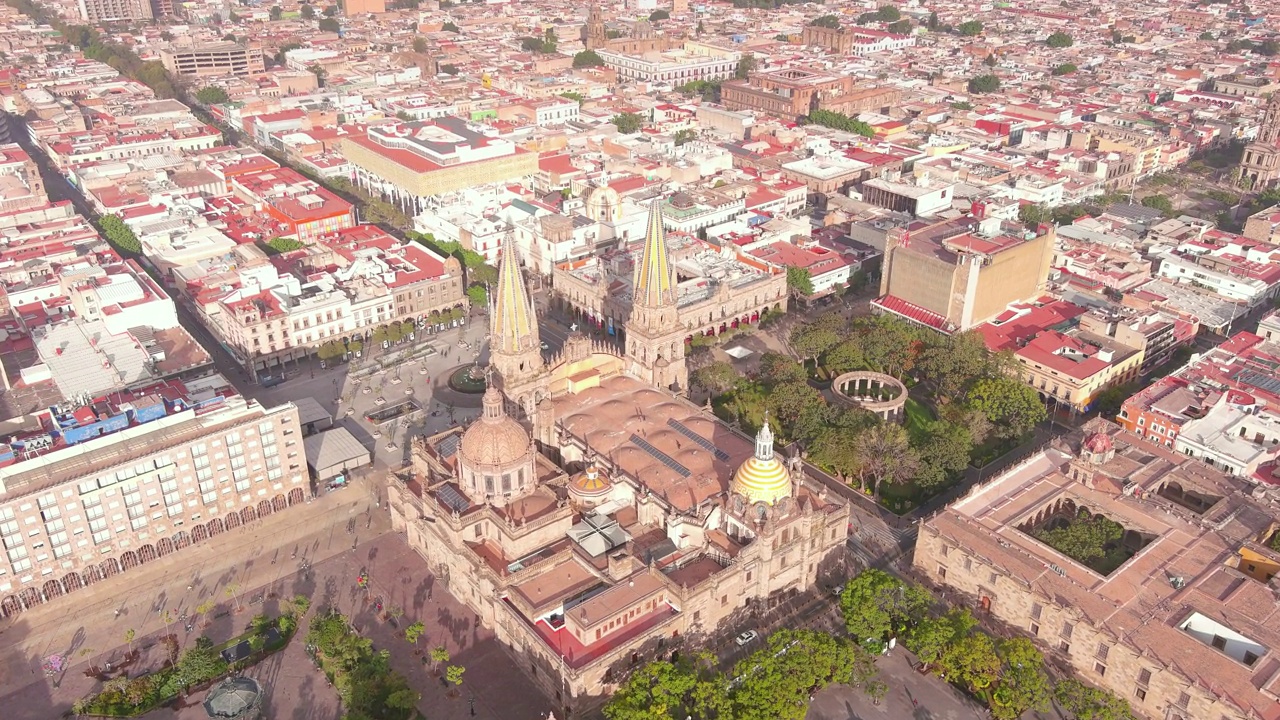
<box><xmin>72</xmin><ymin>595</ymin><xmax>310</xmax><ymax>717</ymax></box>
<box><xmin>690</xmin><ymin>314</ymin><xmax>1046</xmax><ymax>513</ymax></box>
<box><xmin>305</xmin><ymin>610</ymin><xmax>426</xmax><ymax>719</ymax></box>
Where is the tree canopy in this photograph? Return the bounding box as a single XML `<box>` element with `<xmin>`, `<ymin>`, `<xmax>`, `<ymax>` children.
<box><xmin>968</xmin><ymin>74</ymin><xmax>1001</xmax><ymax>94</ymax></box>
<box><xmin>839</xmin><ymin>569</ymin><xmax>931</xmax><ymax>651</ymax></box>
<box><xmin>809</xmin><ymin>14</ymin><xmax>840</xmax><ymax>28</ymax></box>
<box><xmin>804</xmin><ymin>108</ymin><xmax>875</xmax><ymax>137</ymax></box>
<box><xmin>1053</xmin><ymin>62</ymin><xmax>1078</xmax><ymax>76</ymax></box>
<box><xmin>573</xmin><ymin>49</ymin><xmax>604</xmax><ymax>68</ymax></box>
<box><xmin>99</xmin><ymin>215</ymin><xmax>141</xmax><ymax>254</ymax></box>
<box><xmin>317</xmin><ymin>16</ymin><xmax>340</xmax><ymax>32</ymax></box>
<box><xmin>785</xmin><ymin>266</ymin><xmax>814</xmax><ymax>295</ymax></box>
<box><xmin>964</xmin><ymin>377</ymin><xmax>1046</xmax><ymax>439</ymax></box>
<box><xmin>195</xmin><ymin>86</ymin><xmax>229</xmax><ymax>105</ymax></box>
<box><xmin>957</xmin><ymin>19</ymin><xmax>984</xmax><ymax>35</ymax></box>
<box><xmin>648</xmin><ymin>8</ymin><xmax>668</xmax><ymax>20</ymax></box>
<box><xmin>1046</xmin><ymin>31</ymin><xmax>1073</xmax><ymax>47</ymax></box>
<box><xmin>610</xmin><ymin>112</ymin><xmax>645</xmax><ymax>134</ymax></box>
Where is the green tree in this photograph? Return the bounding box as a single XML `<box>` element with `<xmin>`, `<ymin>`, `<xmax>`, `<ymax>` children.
<box><xmin>274</xmin><ymin>41</ymin><xmax>303</xmax><ymax>64</ymax></box>
<box><xmin>466</xmin><ymin>284</ymin><xmax>487</xmax><ymax>306</ymax></box>
<box><xmin>916</xmin><ymin>331</ymin><xmax>994</xmax><ymax>399</ymax></box>
<box><xmin>839</xmin><ymin>570</ymin><xmax>931</xmax><ymax>652</ymax></box>
<box><xmin>1018</xmin><ymin>204</ymin><xmax>1050</xmax><ymax>228</ymax></box>
<box><xmin>265</xmin><ymin>236</ymin><xmax>306</xmax><ymax>253</ymax></box>
<box><xmin>1141</xmin><ymin>193</ymin><xmax>1175</xmax><ymax>216</ymax></box>
<box><xmin>727</xmin><ymin>630</ymin><xmax>862</xmax><ymax>720</ymax></box>
<box><xmin>1054</xmin><ymin>679</ymin><xmax>1138</xmax><ymax>720</ymax></box>
<box><xmin>429</xmin><ymin>646</ymin><xmax>451</xmax><ymax>666</ymax></box>
<box><xmin>1053</xmin><ymin>62</ymin><xmax>1078</xmax><ymax>76</ymax></box>
<box><xmin>991</xmin><ymin>637</ymin><xmax>1052</xmax><ymax>720</ymax></box>
<box><xmin>442</xmin><ymin>20</ymin><xmax>459</xmax><ymax>32</ymax></box>
<box><xmin>927</xmin><ymin>10</ymin><xmax>939</xmax><ymax>29</ymax></box>
<box><xmin>610</xmin><ymin>112</ymin><xmax>645</xmax><ymax>134</ymax></box>
<box><xmin>196</xmin><ymin>86</ymin><xmax>230</xmax><ymax>104</ymax></box>
<box><xmin>573</xmin><ymin>49</ymin><xmax>604</xmax><ymax>68</ymax></box>
<box><xmin>318</xmin><ymin>17</ymin><xmax>340</xmax><ymax>31</ymax></box>
<box><xmin>790</xmin><ymin>316</ymin><xmax>843</xmax><ymax>361</ymax></box>
<box><xmin>603</xmin><ymin>653</ymin><xmax>726</xmax><ymax>720</ymax></box>
<box><xmin>691</xmin><ymin>361</ymin><xmax>739</xmax><ymax>394</ymax></box>
<box><xmin>248</xmin><ymin>635</ymin><xmax>266</xmax><ymax>653</ymax></box>
<box><xmin>441</xmin><ymin>63</ymin><xmax>459</xmax><ymax>75</ymax></box>
<box><xmin>957</xmin><ymin>19</ymin><xmax>984</xmax><ymax>35</ymax></box>
<box><xmin>874</xmin><ymin>5</ymin><xmax>900</xmax><ymax>21</ymax></box>
<box><xmin>269</xmin><ymin>5</ymin><xmax>282</xmax><ymax>20</ymax></box>
<box><xmin>175</xmin><ymin>638</ymin><xmax>227</xmax><ymax>687</ymax></box>
<box><xmin>735</xmin><ymin>52</ymin><xmax>756</xmax><ymax>79</ymax></box>
<box><xmin>404</xmin><ymin>621</ymin><xmax>426</xmax><ymax>644</ymax></box>
<box><xmin>99</xmin><ymin>215</ymin><xmax>141</xmax><ymax>254</ymax></box>
<box><xmin>1198</xmin><ymin>30</ymin><xmax>1214</xmax><ymax>40</ymax></box>
<box><xmin>968</xmin><ymin>74</ymin><xmax>1000</xmax><ymax>93</ymax></box>
<box><xmin>300</xmin><ymin>3</ymin><xmax>315</xmax><ymax>18</ymax></box>
<box><xmin>938</xmin><ymin>631</ymin><xmax>1002</xmax><ymax>693</ymax></box>
<box><xmin>915</xmin><ymin>421</ymin><xmax>973</xmax><ymax>491</ymax></box>
<box><xmin>887</xmin><ymin>19</ymin><xmax>913</xmax><ymax>34</ymax></box>
<box><xmin>854</xmin><ymin>421</ymin><xmax>917</xmax><ymax>498</ymax></box>
<box><xmin>445</xmin><ymin>665</ymin><xmax>465</xmax><ymax>685</ymax></box>
<box><xmin>674</xmin><ymin>128</ymin><xmax>696</xmax><ymax>145</ymax></box>
<box><xmin>905</xmin><ymin>607</ymin><xmax>975</xmax><ymax>670</ymax></box>
<box><xmin>412</xmin><ymin>36</ymin><xmax>428</xmax><ymax>53</ymax></box>
<box><xmin>809</xmin><ymin>14</ymin><xmax>840</xmax><ymax>28</ymax></box>
<box><xmin>649</xmin><ymin>8</ymin><xmax>668</xmax><ymax>20</ymax></box>
<box><xmin>805</xmin><ymin>108</ymin><xmax>876</xmax><ymax>137</ymax></box>
<box><xmin>964</xmin><ymin>377</ymin><xmax>1046</xmax><ymax>439</ymax></box>
<box><xmin>786</xmin><ymin>266</ymin><xmax>814</xmax><ymax>295</ymax></box>
<box><xmin>1034</xmin><ymin>510</ymin><xmax>1124</xmax><ymax>563</ymax></box>
<box><xmin>1046</xmin><ymin>31</ymin><xmax>1073</xmax><ymax>47</ymax></box>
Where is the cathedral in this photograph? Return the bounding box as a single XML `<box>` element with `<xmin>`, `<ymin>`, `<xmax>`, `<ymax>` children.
<box><xmin>1238</xmin><ymin>93</ymin><xmax>1280</xmax><ymax>190</ymax></box>
<box><xmin>387</xmin><ymin>200</ymin><xmax>850</xmax><ymax>716</ymax></box>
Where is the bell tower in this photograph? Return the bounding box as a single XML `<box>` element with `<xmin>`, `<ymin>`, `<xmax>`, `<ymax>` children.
<box><xmin>625</xmin><ymin>199</ymin><xmax>688</xmax><ymax>391</ymax></box>
<box><xmin>489</xmin><ymin>233</ymin><xmax>543</xmax><ymax>391</ymax></box>
<box><xmin>585</xmin><ymin>3</ymin><xmax>606</xmax><ymax>50</ymax></box>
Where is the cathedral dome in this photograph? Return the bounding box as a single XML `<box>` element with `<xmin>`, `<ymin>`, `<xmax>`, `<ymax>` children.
<box><xmin>460</xmin><ymin>387</ymin><xmax>532</xmax><ymax>468</ymax></box>
<box><xmin>569</xmin><ymin>464</ymin><xmax>612</xmax><ymax>506</ymax></box>
<box><xmin>730</xmin><ymin>420</ymin><xmax>791</xmax><ymax>506</ymax></box>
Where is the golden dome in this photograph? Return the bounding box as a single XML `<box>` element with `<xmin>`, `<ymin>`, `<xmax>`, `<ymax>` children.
<box><xmin>569</xmin><ymin>464</ymin><xmax>612</xmax><ymax>502</ymax></box>
<box><xmin>730</xmin><ymin>420</ymin><xmax>791</xmax><ymax>505</ymax></box>
<box><xmin>460</xmin><ymin>388</ymin><xmax>532</xmax><ymax>468</ymax></box>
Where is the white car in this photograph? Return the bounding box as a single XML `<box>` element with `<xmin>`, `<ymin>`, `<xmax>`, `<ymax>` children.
<box><xmin>734</xmin><ymin>630</ymin><xmax>758</xmax><ymax>646</ymax></box>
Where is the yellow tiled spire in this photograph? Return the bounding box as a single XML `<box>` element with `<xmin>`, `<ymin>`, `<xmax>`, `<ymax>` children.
<box><xmin>633</xmin><ymin>198</ymin><xmax>674</xmax><ymax>308</ymax></box>
<box><xmin>490</xmin><ymin>233</ymin><xmax>539</xmax><ymax>354</ymax></box>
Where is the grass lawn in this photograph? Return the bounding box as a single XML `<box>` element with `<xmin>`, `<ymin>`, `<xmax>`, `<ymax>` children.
<box><xmin>970</xmin><ymin>432</ymin><xmax>1033</xmax><ymax>468</ymax></box>
<box><xmin>903</xmin><ymin>397</ymin><xmax>935</xmax><ymax>440</ymax></box>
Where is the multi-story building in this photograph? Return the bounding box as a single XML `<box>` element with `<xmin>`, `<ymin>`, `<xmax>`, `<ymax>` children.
<box><xmin>914</xmin><ymin>419</ymin><xmax>1280</xmax><ymax>720</ymax></box>
<box><xmin>387</xmin><ymin>228</ymin><xmax>847</xmax><ymax>716</ymax></box>
<box><xmin>0</xmin><ymin>144</ymin><xmax>45</xmax><ymax>214</ymax></box>
<box><xmin>551</xmin><ymin>200</ymin><xmax>788</xmax><ymax>385</ymax></box>
<box><xmin>596</xmin><ymin>41</ymin><xmax>740</xmax><ymax>85</ymax></box>
<box><xmin>344</xmin><ymin>0</ymin><xmax>385</xmax><ymax>14</ymax></box>
<box><xmin>0</xmin><ymin>390</ymin><xmax>306</xmax><ymax>617</ymax></box>
<box><xmin>192</xmin><ymin>226</ymin><xmax>466</xmax><ymax>373</ymax></box>
<box><xmin>873</xmin><ymin>212</ymin><xmax>1056</xmax><ymax>333</ymax></box>
<box><xmin>341</xmin><ymin>118</ymin><xmax>538</xmax><ymax>206</ymax></box>
<box><xmin>77</xmin><ymin>0</ymin><xmax>151</xmax><ymax>21</ymax></box>
<box><xmin>160</xmin><ymin>43</ymin><xmax>266</xmax><ymax>78</ymax></box>
<box><xmin>231</xmin><ymin>167</ymin><xmax>355</xmax><ymax>241</ymax></box>
<box><xmin>800</xmin><ymin>25</ymin><xmax>915</xmax><ymax>55</ymax></box>
<box><xmin>1237</xmin><ymin>93</ymin><xmax>1280</xmax><ymax>190</ymax></box>
<box><xmin>721</xmin><ymin>69</ymin><xmax>901</xmax><ymax>120</ymax></box>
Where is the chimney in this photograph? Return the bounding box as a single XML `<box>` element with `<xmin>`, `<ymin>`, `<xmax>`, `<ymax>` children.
<box><xmin>607</xmin><ymin>552</ymin><xmax>634</xmax><ymax>581</ymax></box>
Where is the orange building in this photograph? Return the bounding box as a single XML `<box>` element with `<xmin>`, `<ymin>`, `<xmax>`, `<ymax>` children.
<box><xmin>344</xmin><ymin>0</ymin><xmax>385</xmax><ymax>14</ymax></box>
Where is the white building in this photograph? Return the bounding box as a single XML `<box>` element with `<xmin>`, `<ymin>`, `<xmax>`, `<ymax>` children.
<box><xmin>1175</xmin><ymin>396</ymin><xmax>1280</xmax><ymax>478</ymax></box>
<box><xmin>597</xmin><ymin>42</ymin><xmax>740</xmax><ymax>85</ymax></box>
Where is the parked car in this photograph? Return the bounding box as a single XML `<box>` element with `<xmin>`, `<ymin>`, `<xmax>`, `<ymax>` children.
<box><xmin>735</xmin><ymin>630</ymin><xmax>758</xmax><ymax>646</ymax></box>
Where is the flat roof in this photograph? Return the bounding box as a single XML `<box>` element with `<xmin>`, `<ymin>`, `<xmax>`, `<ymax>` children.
<box><xmin>303</xmin><ymin>427</ymin><xmax>370</xmax><ymax>473</ymax></box>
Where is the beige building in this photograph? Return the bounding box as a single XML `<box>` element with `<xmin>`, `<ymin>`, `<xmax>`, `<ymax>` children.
<box><xmin>1237</xmin><ymin>94</ymin><xmax>1280</xmax><ymax>190</ymax></box>
<box><xmin>0</xmin><ymin>394</ymin><xmax>306</xmax><ymax>617</ymax></box>
<box><xmin>77</xmin><ymin>0</ymin><xmax>150</xmax><ymax>21</ymax></box>
<box><xmin>914</xmin><ymin>420</ymin><xmax>1280</xmax><ymax>720</ymax></box>
<box><xmin>161</xmin><ymin>44</ymin><xmax>266</xmax><ymax>78</ymax></box>
<box><xmin>874</xmin><ymin>215</ymin><xmax>1055</xmax><ymax>333</ymax></box>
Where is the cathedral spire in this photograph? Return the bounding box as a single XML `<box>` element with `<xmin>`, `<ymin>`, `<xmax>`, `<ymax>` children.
<box><xmin>633</xmin><ymin>198</ymin><xmax>674</xmax><ymax>308</ymax></box>
<box><xmin>491</xmin><ymin>233</ymin><xmax>540</xmax><ymax>356</ymax></box>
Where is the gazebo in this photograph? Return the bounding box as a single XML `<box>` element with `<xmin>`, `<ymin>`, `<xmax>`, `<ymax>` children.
<box><xmin>203</xmin><ymin>676</ymin><xmax>263</xmax><ymax>720</ymax></box>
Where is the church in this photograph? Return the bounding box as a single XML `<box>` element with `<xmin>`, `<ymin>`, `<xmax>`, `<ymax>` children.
<box><xmin>386</xmin><ymin>199</ymin><xmax>850</xmax><ymax>715</ymax></box>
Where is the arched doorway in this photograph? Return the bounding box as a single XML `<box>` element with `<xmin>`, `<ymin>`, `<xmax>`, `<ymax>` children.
<box><xmin>83</xmin><ymin>566</ymin><xmax>104</xmax><ymax>586</ymax></box>
<box><xmin>257</xmin><ymin>500</ymin><xmax>273</xmax><ymax>518</ymax></box>
<box><xmin>240</xmin><ymin>507</ymin><xmax>256</xmax><ymax>524</ymax></box>
<box><xmin>287</xmin><ymin>488</ymin><xmax>304</xmax><ymax>506</ymax></box>
<box><xmin>19</xmin><ymin>587</ymin><xmax>42</xmax><ymax>609</ymax></box>
<box><xmin>100</xmin><ymin>558</ymin><xmax>120</xmax><ymax>577</ymax></box>
<box><xmin>42</xmin><ymin>579</ymin><xmax>64</xmax><ymax>601</ymax></box>
<box><xmin>120</xmin><ymin>551</ymin><xmax>140</xmax><ymax>571</ymax></box>
<box><xmin>191</xmin><ymin>524</ymin><xmax>209</xmax><ymax>543</ymax></box>
<box><xmin>1</xmin><ymin>596</ymin><xmax>19</xmax><ymax>617</ymax></box>
<box><xmin>173</xmin><ymin>531</ymin><xmax>190</xmax><ymax>551</ymax></box>
<box><xmin>272</xmin><ymin>495</ymin><xmax>287</xmax><ymax>512</ymax></box>
<box><xmin>208</xmin><ymin>517</ymin><xmax>225</xmax><ymax>536</ymax></box>
<box><xmin>62</xmin><ymin>572</ymin><xmax>84</xmax><ymax>594</ymax></box>
<box><xmin>156</xmin><ymin>537</ymin><xmax>174</xmax><ymax>557</ymax></box>
<box><xmin>138</xmin><ymin>544</ymin><xmax>157</xmax><ymax>563</ymax></box>
<box><xmin>224</xmin><ymin>513</ymin><xmax>242</xmax><ymax>530</ymax></box>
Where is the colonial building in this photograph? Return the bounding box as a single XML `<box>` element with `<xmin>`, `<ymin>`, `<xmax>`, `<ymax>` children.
<box><xmin>721</xmin><ymin>69</ymin><xmax>901</xmax><ymax>120</ymax></box>
<box><xmin>914</xmin><ymin>419</ymin><xmax>1280</xmax><ymax>720</ymax></box>
<box><xmin>387</xmin><ymin>213</ymin><xmax>848</xmax><ymax>716</ymax></box>
<box><xmin>550</xmin><ymin>199</ymin><xmax>788</xmax><ymax>382</ymax></box>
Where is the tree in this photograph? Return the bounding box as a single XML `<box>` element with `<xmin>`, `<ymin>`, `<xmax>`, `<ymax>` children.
<box><xmin>1141</xmin><ymin>193</ymin><xmax>1175</xmax><ymax>216</ymax></box>
<box><xmin>853</xmin><ymin>422</ymin><xmax>917</xmax><ymax>497</ymax></box>
<box><xmin>248</xmin><ymin>634</ymin><xmax>266</xmax><ymax>654</ymax></box>
<box><xmin>404</xmin><ymin>621</ymin><xmax>425</xmax><ymax>644</ymax></box>
<box><xmin>968</xmin><ymin>74</ymin><xmax>1000</xmax><ymax>94</ymax></box>
<box><xmin>324</xmin><ymin>4</ymin><xmax>338</xmax><ymax>15</ymax></box>
<box><xmin>785</xmin><ymin>266</ymin><xmax>814</xmax><ymax>295</ymax></box>
<box><xmin>904</xmin><ymin>607</ymin><xmax>975</xmax><ymax>670</ymax></box>
<box><xmin>691</xmin><ymin>361</ymin><xmax>739</xmax><ymax>394</ymax></box>
<box><xmin>440</xmin><ymin>63</ymin><xmax>459</xmax><ymax>75</ymax></box>
<box><xmin>175</xmin><ymin>639</ymin><xmax>227</xmax><ymax>687</ymax></box>
<box><xmin>957</xmin><ymin>20</ymin><xmax>984</xmax><ymax>36</ymax></box>
<box><xmin>874</xmin><ymin>5</ymin><xmax>900</xmax><ymax>21</ymax></box>
<box><xmin>887</xmin><ymin>19</ymin><xmax>913</xmax><ymax>34</ymax></box>
<box><xmin>839</xmin><ymin>570</ymin><xmax>930</xmax><ymax>652</ymax></box>
<box><xmin>915</xmin><ymin>421</ymin><xmax>973</xmax><ymax>491</ymax></box>
<box><xmin>649</xmin><ymin>8</ymin><xmax>668</xmax><ymax>20</ymax></box>
<box><xmin>1199</xmin><ymin>30</ymin><xmax>1215</xmax><ymax>40</ymax></box>
<box><xmin>318</xmin><ymin>17</ymin><xmax>340</xmax><ymax>32</ymax></box>
<box><xmin>1260</xmin><ymin>39</ymin><xmax>1280</xmax><ymax>56</ymax></box>
<box><xmin>442</xmin><ymin>20</ymin><xmax>459</xmax><ymax>32</ymax></box>
<box><xmin>445</xmin><ymin>665</ymin><xmax>465</xmax><ymax>685</ymax></box>
<box><xmin>809</xmin><ymin>14</ymin><xmax>840</xmax><ymax>28</ymax></box>
<box><xmin>991</xmin><ymin>637</ymin><xmax>1052</xmax><ymax>720</ymax></box>
<box><xmin>610</xmin><ymin>112</ymin><xmax>644</xmax><ymax>134</ymax></box>
<box><xmin>466</xmin><ymin>284</ymin><xmax>487</xmax><ymax>307</ymax></box>
<box><xmin>429</xmin><ymin>646</ymin><xmax>451</xmax><ymax>667</ymax></box>
<box><xmin>965</xmin><ymin>377</ymin><xmax>1046</xmax><ymax>439</ymax></box>
<box><xmin>674</xmin><ymin>128</ymin><xmax>696</xmax><ymax>145</ymax></box>
<box><xmin>412</xmin><ymin>36</ymin><xmax>428</xmax><ymax>53</ymax></box>
<box><xmin>269</xmin><ymin>5</ymin><xmax>282</xmax><ymax>20</ymax></box>
<box><xmin>124</xmin><ymin>628</ymin><xmax>136</xmax><ymax>655</ymax></box>
<box><xmin>804</xmin><ymin>108</ymin><xmax>875</xmax><ymax>137</ymax></box>
<box><xmin>291</xmin><ymin>594</ymin><xmax>311</xmax><ymax>618</ymax></box>
<box><xmin>221</xmin><ymin>33</ymin><xmax>236</xmax><ymax>42</ymax></box>
<box><xmin>300</xmin><ymin>3</ymin><xmax>315</xmax><ymax>18</ymax></box>
<box><xmin>603</xmin><ymin>653</ymin><xmax>726</xmax><ymax>720</ymax></box>
<box><xmin>573</xmin><ymin>49</ymin><xmax>604</xmax><ymax>68</ymax></box>
<box><xmin>99</xmin><ymin>214</ymin><xmax>141</xmax><ymax>254</ymax></box>
<box><xmin>697</xmin><ymin>19</ymin><xmax>705</xmax><ymax>35</ymax></box>
<box><xmin>727</xmin><ymin>630</ymin><xmax>862</xmax><ymax>720</ymax></box>
<box><xmin>927</xmin><ymin>10</ymin><xmax>939</xmax><ymax>29</ymax></box>
<box><xmin>1034</xmin><ymin>509</ymin><xmax>1124</xmax><ymax>563</ymax></box>
<box><xmin>1046</xmin><ymin>31</ymin><xmax>1073</xmax><ymax>47</ymax></box>
<box><xmin>1053</xmin><ymin>62</ymin><xmax>1078</xmax><ymax>76</ymax></box>
<box><xmin>789</xmin><ymin>317</ymin><xmax>843</xmax><ymax>361</ymax></box>
<box><xmin>274</xmin><ymin>41</ymin><xmax>302</xmax><ymax>64</ymax></box>
<box><xmin>265</xmin><ymin>236</ymin><xmax>306</xmax><ymax>253</ymax></box>
<box><xmin>916</xmin><ymin>331</ymin><xmax>993</xmax><ymax>399</ymax></box>
<box><xmin>1054</xmin><ymin>679</ymin><xmax>1138</xmax><ymax>720</ymax></box>
<box><xmin>938</xmin><ymin>631</ymin><xmax>1002</xmax><ymax>693</ymax></box>
<box><xmin>735</xmin><ymin>53</ymin><xmax>757</xmax><ymax>80</ymax></box>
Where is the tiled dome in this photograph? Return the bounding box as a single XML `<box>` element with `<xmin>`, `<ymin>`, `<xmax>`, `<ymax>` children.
<box><xmin>460</xmin><ymin>388</ymin><xmax>532</xmax><ymax>468</ymax></box>
<box><xmin>730</xmin><ymin>420</ymin><xmax>792</xmax><ymax>506</ymax></box>
<box><xmin>569</xmin><ymin>464</ymin><xmax>612</xmax><ymax>503</ymax></box>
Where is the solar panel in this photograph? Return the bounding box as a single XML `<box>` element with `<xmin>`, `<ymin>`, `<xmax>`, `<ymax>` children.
<box><xmin>434</xmin><ymin>435</ymin><xmax>460</xmax><ymax>458</ymax></box>
<box><xmin>629</xmin><ymin>433</ymin><xmax>691</xmax><ymax>477</ymax></box>
<box><xmin>436</xmin><ymin>483</ymin><xmax>470</xmax><ymax>513</ymax></box>
<box><xmin>666</xmin><ymin>418</ymin><xmax>730</xmax><ymax>461</ymax></box>
<box><xmin>1239</xmin><ymin>370</ymin><xmax>1280</xmax><ymax>395</ymax></box>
